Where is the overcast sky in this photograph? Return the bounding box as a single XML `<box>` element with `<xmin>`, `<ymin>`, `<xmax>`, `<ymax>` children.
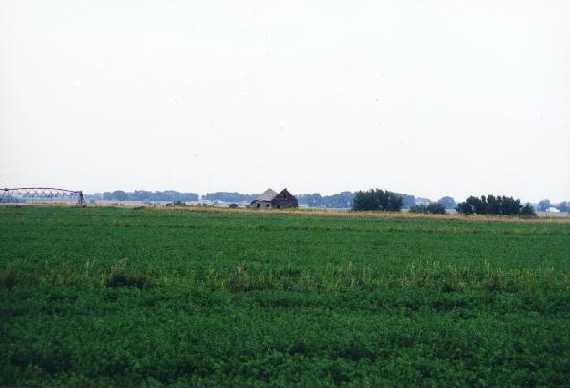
<box><xmin>1</xmin><ymin>1</ymin><xmax>569</xmax><ymax>202</ymax></box>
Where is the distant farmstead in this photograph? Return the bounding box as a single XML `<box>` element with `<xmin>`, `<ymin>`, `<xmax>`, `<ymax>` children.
<box><xmin>250</xmin><ymin>188</ymin><xmax>298</xmax><ymax>209</ymax></box>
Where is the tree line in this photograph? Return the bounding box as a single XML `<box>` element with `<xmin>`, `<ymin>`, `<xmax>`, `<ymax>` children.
<box><xmin>456</xmin><ymin>195</ymin><xmax>535</xmax><ymax>216</ymax></box>
<box><xmin>84</xmin><ymin>188</ymin><xmax>562</xmax><ymax>216</ymax></box>
<box><xmin>297</xmin><ymin>192</ymin><xmax>355</xmax><ymax>208</ymax></box>
<box><xmin>352</xmin><ymin>190</ymin><xmax>457</xmax><ymax>213</ymax></box>
<box><xmin>202</xmin><ymin>192</ymin><xmax>258</xmax><ymax>203</ymax></box>
<box><xmin>88</xmin><ymin>191</ymin><xmax>199</xmax><ymax>202</ymax></box>
<box><xmin>352</xmin><ymin>189</ymin><xmax>537</xmax><ymax>217</ymax></box>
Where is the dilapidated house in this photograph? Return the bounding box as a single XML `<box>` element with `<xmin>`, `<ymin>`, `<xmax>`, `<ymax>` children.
<box><xmin>250</xmin><ymin>188</ymin><xmax>298</xmax><ymax>209</ymax></box>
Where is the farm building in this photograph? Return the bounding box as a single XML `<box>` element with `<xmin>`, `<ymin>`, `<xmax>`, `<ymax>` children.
<box><xmin>250</xmin><ymin>188</ymin><xmax>298</xmax><ymax>209</ymax></box>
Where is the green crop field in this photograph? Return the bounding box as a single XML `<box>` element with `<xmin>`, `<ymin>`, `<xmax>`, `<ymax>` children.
<box><xmin>1</xmin><ymin>206</ymin><xmax>570</xmax><ymax>387</ymax></box>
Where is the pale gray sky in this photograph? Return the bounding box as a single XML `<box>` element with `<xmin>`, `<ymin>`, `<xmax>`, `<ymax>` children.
<box><xmin>1</xmin><ymin>1</ymin><xmax>569</xmax><ymax>202</ymax></box>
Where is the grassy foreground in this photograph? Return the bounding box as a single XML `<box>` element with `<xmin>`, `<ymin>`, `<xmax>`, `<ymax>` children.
<box><xmin>1</xmin><ymin>206</ymin><xmax>570</xmax><ymax>386</ymax></box>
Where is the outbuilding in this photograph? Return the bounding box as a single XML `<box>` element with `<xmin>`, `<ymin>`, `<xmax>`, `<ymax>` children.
<box><xmin>250</xmin><ymin>188</ymin><xmax>298</xmax><ymax>209</ymax></box>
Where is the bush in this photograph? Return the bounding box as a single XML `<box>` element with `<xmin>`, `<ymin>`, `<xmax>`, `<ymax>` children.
<box><xmin>410</xmin><ymin>203</ymin><xmax>446</xmax><ymax>215</ymax></box>
<box><xmin>352</xmin><ymin>189</ymin><xmax>403</xmax><ymax>211</ymax></box>
<box><xmin>520</xmin><ymin>203</ymin><xmax>537</xmax><ymax>217</ymax></box>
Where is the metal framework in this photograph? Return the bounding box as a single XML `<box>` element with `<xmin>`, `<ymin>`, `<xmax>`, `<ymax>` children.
<box><xmin>1</xmin><ymin>187</ymin><xmax>85</xmax><ymax>206</ymax></box>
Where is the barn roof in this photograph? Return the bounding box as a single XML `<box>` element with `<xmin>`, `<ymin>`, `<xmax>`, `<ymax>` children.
<box><xmin>255</xmin><ymin>189</ymin><xmax>278</xmax><ymax>202</ymax></box>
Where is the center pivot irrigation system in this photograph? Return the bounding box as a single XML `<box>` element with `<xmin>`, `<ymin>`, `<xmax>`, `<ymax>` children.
<box><xmin>1</xmin><ymin>187</ymin><xmax>86</xmax><ymax>206</ymax></box>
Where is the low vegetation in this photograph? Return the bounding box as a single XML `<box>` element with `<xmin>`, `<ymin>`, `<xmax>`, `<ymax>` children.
<box><xmin>1</xmin><ymin>206</ymin><xmax>569</xmax><ymax>386</ymax></box>
<box><xmin>409</xmin><ymin>203</ymin><xmax>446</xmax><ymax>215</ymax></box>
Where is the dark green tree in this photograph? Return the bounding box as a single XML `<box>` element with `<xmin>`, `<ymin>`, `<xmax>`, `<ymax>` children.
<box><xmin>456</xmin><ymin>201</ymin><xmax>474</xmax><ymax>215</ymax></box>
<box><xmin>352</xmin><ymin>189</ymin><xmax>403</xmax><ymax>211</ymax></box>
<box><xmin>352</xmin><ymin>190</ymin><xmax>377</xmax><ymax>211</ymax></box>
<box><xmin>457</xmin><ymin>194</ymin><xmax>522</xmax><ymax>215</ymax></box>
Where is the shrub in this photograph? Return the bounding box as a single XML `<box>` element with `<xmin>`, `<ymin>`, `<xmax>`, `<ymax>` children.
<box><xmin>409</xmin><ymin>203</ymin><xmax>446</xmax><ymax>215</ymax></box>
<box><xmin>520</xmin><ymin>203</ymin><xmax>537</xmax><ymax>217</ymax></box>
